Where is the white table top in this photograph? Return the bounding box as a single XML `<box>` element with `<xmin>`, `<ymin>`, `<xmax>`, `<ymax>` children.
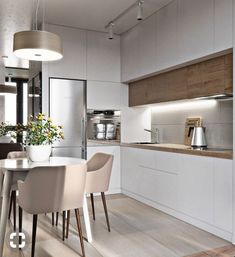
<box><xmin>0</xmin><ymin>157</ymin><xmax>86</xmax><ymax>171</ymax></box>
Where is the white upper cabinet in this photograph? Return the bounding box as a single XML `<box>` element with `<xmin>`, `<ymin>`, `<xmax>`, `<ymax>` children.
<box><xmin>87</xmin><ymin>81</ymin><xmax>123</xmax><ymax>110</ymax></box>
<box><xmin>138</xmin><ymin>14</ymin><xmax>157</xmax><ymax>77</ymax></box>
<box><xmin>87</xmin><ymin>31</ymin><xmax>120</xmax><ymax>82</ymax></box>
<box><xmin>177</xmin><ymin>0</ymin><xmax>214</xmax><ymax>63</ymax></box>
<box><xmin>156</xmin><ymin>0</ymin><xmax>178</xmax><ymax>71</ymax></box>
<box><xmin>214</xmin><ymin>0</ymin><xmax>233</xmax><ymax>52</ymax></box>
<box><xmin>47</xmin><ymin>24</ymin><xmax>86</xmax><ymax>79</ymax></box>
<box><xmin>121</xmin><ymin>15</ymin><xmax>156</xmax><ymax>82</ymax></box>
<box><xmin>121</xmin><ymin>26</ymin><xmax>140</xmax><ymax>82</ymax></box>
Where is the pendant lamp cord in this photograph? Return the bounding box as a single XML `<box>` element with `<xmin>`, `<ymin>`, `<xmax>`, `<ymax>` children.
<box><xmin>35</xmin><ymin>0</ymin><xmax>40</xmax><ymax>30</ymax></box>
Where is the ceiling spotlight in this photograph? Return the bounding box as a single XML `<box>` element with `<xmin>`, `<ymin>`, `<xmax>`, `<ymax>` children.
<box><xmin>108</xmin><ymin>22</ymin><xmax>114</xmax><ymax>40</ymax></box>
<box><xmin>137</xmin><ymin>0</ymin><xmax>144</xmax><ymax>21</ymax></box>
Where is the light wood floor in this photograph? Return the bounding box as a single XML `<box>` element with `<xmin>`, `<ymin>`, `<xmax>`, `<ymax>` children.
<box><xmin>3</xmin><ymin>194</ymin><xmax>233</xmax><ymax>257</ymax></box>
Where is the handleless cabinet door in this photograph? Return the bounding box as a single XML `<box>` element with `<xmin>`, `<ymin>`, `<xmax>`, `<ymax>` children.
<box><xmin>47</xmin><ymin>24</ymin><xmax>86</xmax><ymax>80</ymax></box>
<box><xmin>178</xmin><ymin>155</ymin><xmax>214</xmax><ymax>224</ymax></box>
<box><xmin>138</xmin><ymin>14</ymin><xmax>157</xmax><ymax>77</ymax></box>
<box><xmin>214</xmin><ymin>0</ymin><xmax>233</xmax><ymax>52</ymax></box>
<box><xmin>213</xmin><ymin>159</ymin><xmax>233</xmax><ymax>232</ymax></box>
<box><xmin>121</xmin><ymin>26</ymin><xmax>140</xmax><ymax>82</ymax></box>
<box><xmin>178</xmin><ymin>0</ymin><xmax>214</xmax><ymax>63</ymax></box>
<box><xmin>87</xmin><ymin>31</ymin><xmax>120</xmax><ymax>82</ymax></box>
<box><xmin>156</xmin><ymin>0</ymin><xmax>178</xmax><ymax>71</ymax></box>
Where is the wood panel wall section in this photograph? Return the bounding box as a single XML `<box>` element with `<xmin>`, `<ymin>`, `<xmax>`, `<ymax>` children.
<box><xmin>129</xmin><ymin>53</ymin><xmax>233</xmax><ymax>106</ymax></box>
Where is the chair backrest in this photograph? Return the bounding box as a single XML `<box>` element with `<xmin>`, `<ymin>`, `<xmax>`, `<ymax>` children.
<box><xmin>18</xmin><ymin>163</ymin><xmax>87</xmax><ymax>214</ymax></box>
<box><xmin>7</xmin><ymin>151</ymin><xmax>27</xmax><ymax>159</ymax></box>
<box><xmin>85</xmin><ymin>153</ymin><xmax>114</xmax><ymax>193</ymax></box>
<box><xmin>0</xmin><ymin>143</ymin><xmax>23</xmax><ymax>159</ymax></box>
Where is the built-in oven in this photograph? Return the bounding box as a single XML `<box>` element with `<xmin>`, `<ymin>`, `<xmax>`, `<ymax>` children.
<box><xmin>87</xmin><ymin>110</ymin><xmax>121</xmax><ymax>141</ymax></box>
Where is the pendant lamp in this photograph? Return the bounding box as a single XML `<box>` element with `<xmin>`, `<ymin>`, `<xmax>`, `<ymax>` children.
<box><xmin>13</xmin><ymin>0</ymin><xmax>63</xmax><ymax>61</ymax></box>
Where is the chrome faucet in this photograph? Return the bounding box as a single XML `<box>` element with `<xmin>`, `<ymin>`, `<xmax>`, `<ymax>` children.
<box><xmin>144</xmin><ymin>128</ymin><xmax>160</xmax><ymax>144</ymax></box>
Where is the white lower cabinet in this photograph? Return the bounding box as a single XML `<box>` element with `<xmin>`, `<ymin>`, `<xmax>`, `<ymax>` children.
<box><xmin>213</xmin><ymin>159</ymin><xmax>233</xmax><ymax>232</ymax></box>
<box><xmin>121</xmin><ymin>147</ymin><xmax>233</xmax><ymax>240</ymax></box>
<box><xmin>178</xmin><ymin>155</ymin><xmax>214</xmax><ymax>224</ymax></box>
<box><xmin>87</xmin><ymin>146</ymin><xmax>121</xmax><ymax>194</ymax></box>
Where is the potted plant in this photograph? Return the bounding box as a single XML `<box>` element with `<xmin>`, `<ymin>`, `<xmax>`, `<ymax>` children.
<box><xmin>0</xmin><ymin>122</ymin><xmax>14</xmax><ymax>143</ymax></box>
<box><xmin>25</xmin><ymin>113</ymin><xmax>64</xmax><ymax>162</ymax></box>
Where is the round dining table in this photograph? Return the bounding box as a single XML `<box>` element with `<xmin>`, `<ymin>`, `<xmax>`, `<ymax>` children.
<box><xmin>0</xmin><ymin>157</ymin><xmax>92</xmax><ymax>257</ymax></box>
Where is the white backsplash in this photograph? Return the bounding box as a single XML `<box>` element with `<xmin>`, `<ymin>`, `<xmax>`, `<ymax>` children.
<box><xmin>151</xmin><ymin>99</ymin><xmax>233</xmax><ymax>148</ymax></box>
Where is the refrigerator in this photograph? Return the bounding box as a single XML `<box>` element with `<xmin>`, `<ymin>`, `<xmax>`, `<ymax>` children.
<box><xmin>49</xmin><ymin>78</ymin><xmax>87</xmax><ymax>159</ymax></box>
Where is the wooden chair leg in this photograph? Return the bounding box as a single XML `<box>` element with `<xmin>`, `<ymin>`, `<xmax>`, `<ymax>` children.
<box><xmin>56</xmin><ymin>212</ymin><xmax>59</xmax><ymax>226</ymax></box>
<box><xmin>18</xmin><ymin>206</ymin><xmax>22</xmax><ymax>247</ymax></box>
<box><xmin>90</xmin><ymin>193</ymin><xmax>95</xmax><ymax>220</ymax></box>
<box><xmin>101</xmin><ymin>192</ymin><xmax>111</xmax><ymax>232</ymax></box>
<box><xmin>12</xmin><ymin>191</ymin><xmax>16</xmax><ymax>231</ymax></box>
<box><xmin>62</xmin><ymin>211</ymin><xmax>66</xmax><ymax>241</ymax></box>
<box><xmin>75</xmin><ymin>209</ymin><xmax>86</xmax><ymax>257</ymax></box>
<box><xmin>31</xmin><ymin>215</ymin><xmax>38</xmax><ymax>257</ymax></box>
<box><xmin>51</xmin><ymin>213</ymin><xmax>54</xmax><ymax>226</ymax></box>
<box><xmin>8</xmin><ymin>191</ymin><xmax>13</xmax><ymax>219</ymax></box>
<box><xmin>66</xmin><ymin>210</ymin><xmax>70</xmax><ymax>239</ymax></box>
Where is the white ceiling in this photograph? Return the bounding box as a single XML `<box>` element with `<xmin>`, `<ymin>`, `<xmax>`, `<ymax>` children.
<box><xmin>0</xmin><ymin>0</ymin><xmax>173</xmax><ymax>69</ymax></box>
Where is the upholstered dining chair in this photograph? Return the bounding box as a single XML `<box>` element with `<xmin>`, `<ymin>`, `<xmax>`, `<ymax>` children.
<box><xmin>7</xmin><ymin>151</ymin><xmax>27</xmax><ymax>231</ymax></box>
<box><xmin>66</xmin><ymin>153</ymin><xmax>113</xmax><ymax>238</ymax></box>
<box><xmin>18</xmin><ymin>164</ymin><xmax>87</xmax><ymax>257</ymax></box>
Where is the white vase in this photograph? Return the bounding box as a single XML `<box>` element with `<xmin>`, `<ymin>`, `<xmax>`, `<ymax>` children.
<box><xmin>26</xmin><ymin>145</ymin><xmax>52</xmax><ymax>162</ymax></box>
<box><xmin>0</xmin><ymin>135</ymin><xmax>12</xmax><ymax>143</ymax></box>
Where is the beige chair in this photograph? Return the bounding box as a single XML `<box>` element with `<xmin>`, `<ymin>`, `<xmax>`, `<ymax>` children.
<box><xmin>18</xmin><ymin>164</ymin><xmax>87</xmax><ymax>257</ymax></box>
<box><xmin>66</xmin><ymin>153</ymin><xmax>113</xmax><ymax>238</ymax></box>
<box><xmin>7</xmin><ymin>151</ymin><xmax>27</xmax><ymax>231</ymax></box>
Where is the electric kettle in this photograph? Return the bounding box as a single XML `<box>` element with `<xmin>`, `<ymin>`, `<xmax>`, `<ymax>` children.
<box><xmin>190</xmin><ymin>126</ymin><xmax>207</xmax><ymax>149</ymax></box>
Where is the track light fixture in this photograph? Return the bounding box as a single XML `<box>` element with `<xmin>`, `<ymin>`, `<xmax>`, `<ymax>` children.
<box><xmin>104</xmin><ymin>0</ymin><xmax>144</xmax><ymax>40</ymax></box>
<box><xmin>108</xmin><ymin>22</ymin><xmax>114</xmax><ymax>40</ymax></box>
<box><xmin>137</xmin><ymin>0</ymin><xmax>144</xmax><ymax>21</ymax></box>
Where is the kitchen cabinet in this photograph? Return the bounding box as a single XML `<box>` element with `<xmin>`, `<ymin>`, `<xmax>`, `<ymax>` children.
<box><xmin>138</xmin><ymin>15</ymin><xmax>157</xmax><ymax>78</ymax></box>
<box><xmin>87</xmin><ymin>81</ymin><xmax>124</xmax><ymax>110</ymax></box>
<box><xmin>121</xmin><ymin>147</ymin><xmax>141</xmax><ymax>193</ymax></box>
<box><xmin>121</xmin><ymin>26</ymin><xmax>140</xmax><ymax>82</ymax></box>
<box><xmin>121</xmin><ymin>15</ymin><xmax>157</xmax><ymax>82</ymax></box>
<box><xmin>121</xmin><ymin>146</ymin><xmax>233</xmax><ymax>240</ymax></box>
<box><xmin>121</xmin><ymin>0</ymin><xmax>233</xmax><ymax>83</ymax></box>
<box><xmin>47</xmin><ymin>24</ymin><xmax>86</xmax><ymax>80</ymax></box>
<box><xmin>156</xmin><ymin>0</ymin><xmax>178</xmax><ymax>71</ymax></box>
<box><xmin>213</xmin><ymin>159</ymin><xmax>233</xmax><ymax>232</ymax></box>
<box><xmin>178</xmin><ymin>155</ymin><xmax>214</xmax><ymax>224</ymax></box>
<box><xmin>187</xmin><ymin>53</ymin><xmax>233</xmax><ymax>98</ymax></box>
<box><xmin>87</xmin><ymin>146</ymin><xmax>121</xmax><ymax>194</ymax></box>
<box><xmin>87</xmin><ymin>31</ymin><xmax>120</xmax><ymax>82</ymax></box>
<box><xmin>214</xmin><ymin>0</ymin><xmax>233</xmax><ymax>52</ymax></box>
<box><xmin>129</xmin><ymin>53</ymin><xmax>233</xmax><ymax>106</ymax></box>
<box><xmin>177</xmin><ymin>0</ymin><xmax>214</xmax><ymax>63</ymax></box>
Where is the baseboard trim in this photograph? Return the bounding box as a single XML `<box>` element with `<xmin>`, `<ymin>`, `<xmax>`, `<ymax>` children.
<box><xmin>122</xmin><ymin>189</ymin><xmax>232</xmax><ymax>242</ymax></box>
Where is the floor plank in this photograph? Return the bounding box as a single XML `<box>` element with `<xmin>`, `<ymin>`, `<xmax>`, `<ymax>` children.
<box><xmin>2</xmin><ymin>194</ymin><xmax>232</xmax><ymax>257</ymax></box>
